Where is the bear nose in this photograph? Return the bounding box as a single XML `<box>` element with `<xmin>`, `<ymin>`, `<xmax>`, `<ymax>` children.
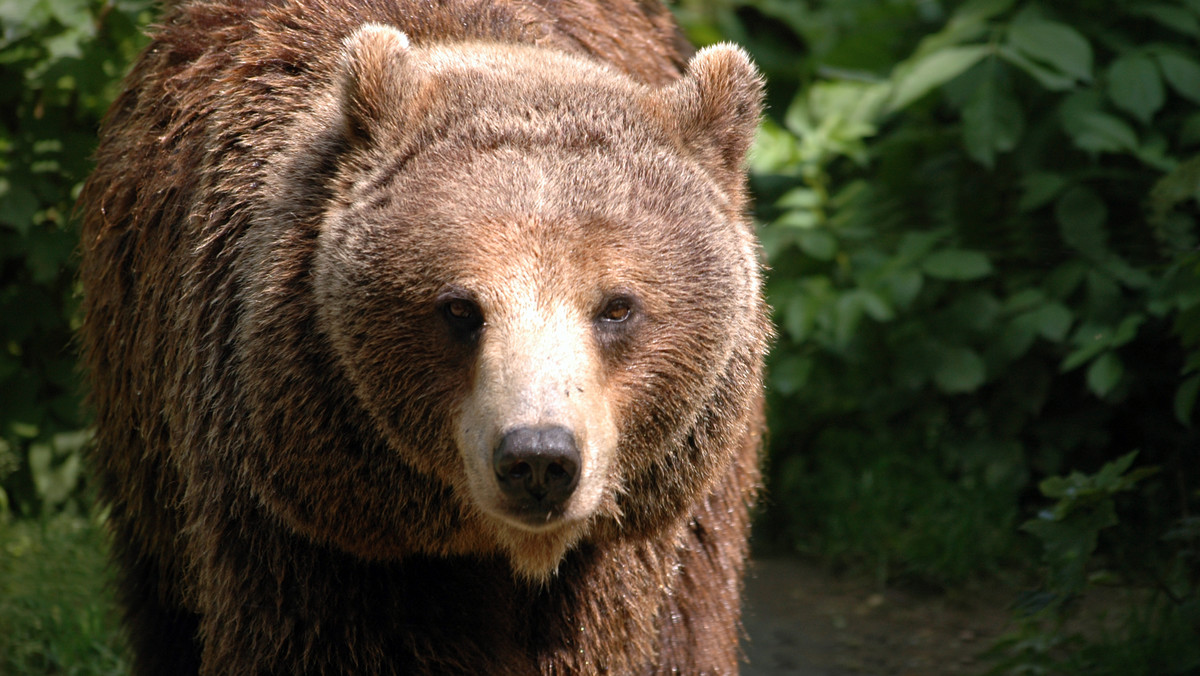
<box><xmin>493</xmin><ymin>425</ymin><xmax>580</xmax><ymax>508</ymax></box>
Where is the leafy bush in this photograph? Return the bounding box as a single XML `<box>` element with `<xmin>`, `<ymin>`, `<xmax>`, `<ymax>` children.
<box><xmin>0</xmin><ymin>0</ymin><xmax>151</xmax><ymax>515</ymax></box>
<box><xmin>680</xmin><ymin>0</ymin><xmax>1200</xmax><ymax>585</ymax></box>
<box><xmin>989</xmin><ymin>453</ymin><xmax>1200</xmax><ymax>674</ymax></box>
<box><xmin>677</xmin><ymin>0</ymin><xmax>1200</xmax><ymax>668</ymax></box>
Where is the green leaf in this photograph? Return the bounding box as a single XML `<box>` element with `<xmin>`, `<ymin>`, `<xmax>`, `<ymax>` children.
<box><xmin>1007</xmin><ymin>19</ymin><xmax>1092</xmax><ymax>82</ymax></box>
<box><xmin>1186</xmin><ymin>351</ymin><xmax>1200</xmax><ymax>375</ymax></box>
<box><xmin>1022</xmin><ymin>506</ymin><xmax>1115</xmax><ymax>597</ymax></box>
<box><xmin>854</xmin><ymin>289</ymin><xmax>895</xmax><ymax>322</ymax></box>
<box><xmin>995</xmin><ymin>316</ymin><xmax>1037</xmax><ymax>362</ymax></box>
<box><xmin>946</xmin><ymin>291</ymin><xmax>1000</xmax><ymax>331</ymax></box>
<box><xmin>921</xmin><ymin>249</ymin><xmax>993</xmax><ymax>280</ymax></box>
<box><xmin>834</xmin><ymin>292</ymin><xmax>865</xmax><ymax>347</ymax></box>
<box><xmin>750</xmin><ymin>121</ymin><xmax>799</xmax><ymax>173</ymax></box>
<box><xmin>898</xmin><ymin>230</ymin><xmax>947</xmax><ymax>261</ymax></box>
<box><xmin>1175</xmin><ymin>374</ymin><xmax>1200</xmax><ymax>426</ymax></box>
<box><xmin>1149</xmin><ymin>154</ymin><xmax>1200</xmax><ymax>225</ymax></box>
<box><xmin>758</xmin><ymin>223</ymin><xmax>792</xmax><ymax>261</ymax></box>
<box><xmin>1031</xmin><ymin>302</ymin><xmax>1073</xmax><ymax>342</ymax></box>
<box><xmin>775</xmin><ymin>209</ymin><xmax>820</xmax><ymax>229</ymax></box>
<box><xmin>0</xmin><ymin>0</ymin><xmax>52</xmax><ymax>42</ymax></box>
<box><xmin>1133</xmin><ymin>134</ymin><xmax>1178</xmax><ymax>172</ymax></box>
<box><xmin>912</xmin><ymin>0</ymin><xmax>1003</xmax><ymax>56</ymax></box>
<box><xmin>776</xmin><ymin>188</ymin><xmax>822</xmax><ymax>210</ymax></box>
<box><xmin>879</xmin><ymin>269</ymin><xmax>924</xmax><ymax>309</ymax></box>
<box><xmin>888</xmin><ymin>45</ymin><xmax>991</xmax><ymax>112</ymax></box>
<box><xmin>1180</xmin><ymin>113</ymin><xmax>1200</xmax><ymax>146</ymax></box>
<box><xmin>783</xmin><ymin>294</ymin><xmax>816</xmax><ymax>343</ymax></box>
<box><xmin>1022</xmin><ymin>506</ymin><xmax>1114</xmax><ymax>553</ymax></box>
<box><xmin>934</xmin><ymin>346</ymin><xmax>987</xmax><ymax>393</ymax></box>
<box><xmin>1059</xmin><ymin>90</ymin><xmax>1139</xmax><ymax>154</ymax></box>
<box><xmin>53</xmin><ymin>429</ymin><xmax>91</xmax><ymax>455</ymax></box>
<box><xmin>1155</xmin><ymin>50</ymin><xmax>1200</xmax><ymax>104</ymax></box>
<box><xmin>28</xmin><ymin>439</ymin><xmax>84</xmax><ymax>508</ymax></box>
<box><xmin>1003</xmin><ymin>288</ymin><xmax>1044</xmax><ymax>313</ymax></box>
<box><xmin>1086</xmin><ymin>352</ymin><xmax>1124</xmax><ymax>397</ymax></box>
<box><xmin>805</xmin><ymin>80</ymin><xmax>889</xmax><ymax>145</ymax></box>
<box><xmin>1018</xmin><ymin>172</ymin><xmax>1068</xmax><ymax>212</ymax></box>
<box><xmin>1062</xmin><ymin>323</ymin><xmax>1113</xmax><ymax>372</ymax></box>
<box><xmin>1097</xmin><ymin>451</ymin><xmax>1140</xmax><ymax>486</ymax></box>
<box><xmin>951</xmin><ymin>0</ymin><xmax>1017</xmax><ymax>26</ymax></box>
<box><xmin>1085</xmin><ymin>271</ymin><xmax>1121</xmax><ymax>317</ymax></box>
<box><xmin>46</xmin><ymin>0</ymin><xmax>94</xmax><ymax>33</ymax></box>
<box><xmin>0</xmin><ymin>178</ymin><xmax>38</xmax><ymax>235</ymax></box>
<box><xmin>798</xmin><ymin>229</ymin><xmax>837</xmax><ymax>261</ymax></box>
<box><xmin>962</xmin><ymin>68</ymin><xmax>1025</xmax><ymax>167</ymax></box>
<box><xmin>1110</xmin><ymin>313</ymin><xmax>1145</xmax><ymax>348</ymax></box>
<box><xmin>771</xmin><ymin>355</ymin><xmax>813</xmax><ymax>396</ymax></box>
<box><xmin>999</xmin><ymin>45</ymin><xmax>1078</xmax><ymax>90</ymax></box>
<box><xmin>1046</xmin><ymin>261</ymin><xmax>1087</xmax><ymax>300</ymax></box>
<box><xmin>1132</xmin><ymin>4</ymin><xmax>1200</xmax><ymax>37</ymax></box>
<box><xmin>1107</xmin><ymin>53</ymin><xmax>1165</xmax><ymax>123</ymax></box>
<box><xmin>1099</xmin><ymin>256</ymin><xmax>1153</xmax><ymax>290</ymax></box>
<box><xmin>26</xmin><ymin>227</ymin><xmax>76</xmax><ymax>284</ymax></box>
<box><xmin>1055</xmin><ymin>186</ymin><xmax>1108</xmax><ymax>258</ymax></box>
<box><xmin>1069</xmin><ymin>112</ymin><xmax>1140</xmax><ymax>154</ymax></box>
<box><xmin>44</xmin><ymin>28</ymin><xmax>86</xmax><ymax>61</ymax></box>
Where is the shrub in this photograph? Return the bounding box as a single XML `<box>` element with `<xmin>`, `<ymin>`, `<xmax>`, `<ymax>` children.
<box><xmin>0</xmin><ymin>0</ymin><xmax>150</xmax><ymax>516</ymax></box>
<box><xmin>678</xmin><ymin>0</ymin><xmax>1200</xmax><ymax>588</ymax></box>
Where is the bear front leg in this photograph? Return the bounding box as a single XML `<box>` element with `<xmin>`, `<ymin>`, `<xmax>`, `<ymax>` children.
<box><xmin>107</xmin><ymin>512</ymin><xmax>203</xmax><ymax>676</ymax></box>
<box><xmin>94</xmin><ymin>437</ymin><xmax>203</xmax><ymax>676</ymax></box>
<box><xmin>186</xmin><ymin>489</ymin><xmax>535</xmax><ymax>676</ymax></box>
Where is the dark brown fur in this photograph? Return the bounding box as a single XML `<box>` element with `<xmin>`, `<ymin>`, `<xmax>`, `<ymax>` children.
<box><xmin>79</xmin><ymin>1</ymin><xmax>768</xmax><ymax>673</ymax></box>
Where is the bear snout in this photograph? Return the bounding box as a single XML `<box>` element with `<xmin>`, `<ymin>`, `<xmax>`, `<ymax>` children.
<box><xmin>493</xmin><ymin>425</ymin><xmax>580</xmax><ymax>520</ymax></box>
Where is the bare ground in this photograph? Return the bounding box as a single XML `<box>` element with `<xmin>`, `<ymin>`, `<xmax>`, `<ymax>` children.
<box><xmin>741</xmin><ymin>558</ymin><xmax>1015</xmax><ymax>676</ymax></box>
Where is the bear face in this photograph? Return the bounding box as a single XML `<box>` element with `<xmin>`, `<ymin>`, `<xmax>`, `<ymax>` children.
<box><xmin>251</xmin><ymin>25</ymin><xmax>764</xmax><ymax>579</ymax></box>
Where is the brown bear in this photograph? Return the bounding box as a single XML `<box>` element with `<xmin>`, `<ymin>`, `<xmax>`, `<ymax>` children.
<box><xmin>79</xmin><ymin>0</ymin><xmax>768</xmax><ymax>673</ymax></box>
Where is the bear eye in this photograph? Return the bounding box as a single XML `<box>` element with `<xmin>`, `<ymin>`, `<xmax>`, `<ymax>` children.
<box><xmin>599</xmin><ymin>298</ymin><xmax>633</xmax><ymax>323</ymax></box>
<box><xmin>593</xmin><ymin>294</ymin><xmax>641</xmax><ymax>356</ymax></box>
<box><xmin>438</xmin><ymin>294</ymin><xmax>484</xmax><ymax>338</ymax></box>
<box><xmin>445</xmin><ymin>299</ymin><xmax>475</xmax><ymax>320</ymax></box>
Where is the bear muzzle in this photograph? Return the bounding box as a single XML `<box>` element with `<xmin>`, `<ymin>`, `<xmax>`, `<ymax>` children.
<box><xmin>492</xmin><ymin>424</ymin><xmax>581</xmax><ymax>524</ymax></box>
<box><xmin>452</xmin><ymin>297</ymin><xmax>619</xmax><ymax>546</ymax></box>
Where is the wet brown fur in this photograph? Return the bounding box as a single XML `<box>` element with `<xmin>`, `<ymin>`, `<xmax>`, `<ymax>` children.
<box><xmin>79</xmin><ymin>1</ymin><xmax>769</xmax><ymax>673</ymax></box>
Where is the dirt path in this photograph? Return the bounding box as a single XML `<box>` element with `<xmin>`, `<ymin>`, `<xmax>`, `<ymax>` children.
<box><xmin>741</xmin><ymin>558</ymin><xmax>1014</xmax><ymax>676</ymax></box>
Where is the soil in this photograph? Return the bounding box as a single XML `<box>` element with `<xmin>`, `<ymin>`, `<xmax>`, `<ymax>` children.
<box><xmin>741</xmin><ymin>558</ymin><xmax>1016</xmax><ymax>676</ymax></box>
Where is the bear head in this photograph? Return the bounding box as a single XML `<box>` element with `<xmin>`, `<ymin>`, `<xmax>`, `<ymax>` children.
<box><xmin>252</xmin><ymin>24</ymin><xmax>766</xmax><ymax>580</ymax></box>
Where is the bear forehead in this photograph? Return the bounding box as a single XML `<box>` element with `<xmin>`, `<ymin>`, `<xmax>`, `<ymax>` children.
<box><xmin>417</xmin><ymin>41</ymin><xmax>619</xmax><ymax>82</ymax></box>
<box><xmin>391</xmin><ymin>41</ymin><xmax>661</xmax><ymax>150</ymax></box>
<box><xmin>342</xmin><ymin>145</ymin><xmax>740</xmax><ymax>314</ymax></box>
<box><xmin>415</xmin><ymin>41</ymin><xmax>637</xmax><ymax>96</ymax></box>
<box><xmin>368</xmin><ymin>142</ymin><xmax>731</xmax><ymax>258</ymax></box>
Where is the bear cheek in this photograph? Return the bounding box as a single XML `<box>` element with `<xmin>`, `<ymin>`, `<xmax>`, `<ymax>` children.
<box><xmin>453</xmin><ymin>306</ymin><xmax>618</xmax><ymax>534</ymax></box>
<box><xmin>312</xmin><ymin>260</ymin><xmax>474</xmax><ymax>481</ymax></box>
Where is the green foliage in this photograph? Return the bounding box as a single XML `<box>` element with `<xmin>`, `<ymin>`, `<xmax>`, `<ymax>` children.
<box><xmin>1022</xmin><ymin>452</ymin><xmax>1159</xmax><ymax>609</ymax></box>
<box><xmin>0</xmin><ymin>0</ymin><xmax>151</xmax><ymax>515</ymax></box>
<box><xmin>987</xmin><ymin>454</ymin><xmax>1200</xmax><ymax>675</ymax></box>
<box><xmin>0</xmin><ymin>514</ymin><xmax>127</xmax><ymax>675</ymax></box>
<box><xmin>675</xmin><ymin>0</ymin><xmax>1200</xmax><ymax>616</ymax></box>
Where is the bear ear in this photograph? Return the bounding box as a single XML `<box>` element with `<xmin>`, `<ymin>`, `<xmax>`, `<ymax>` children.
<box><xmin>336</xmin><ymin>23</ymin><xmax>414</xmax><ymax>146</ymax></box>
<box><xmin>654</xmin><ymin>44</ymin><xmax>764</xmax><ymax>188</ymax></box>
